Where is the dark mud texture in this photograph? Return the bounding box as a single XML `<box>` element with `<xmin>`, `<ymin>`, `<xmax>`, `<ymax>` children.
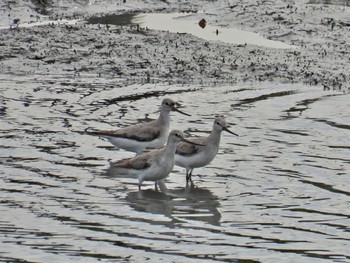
<box><xmin>0</xmin><ymin>0</ymin><xmax>349</xmax><ymax>92</ymax></box>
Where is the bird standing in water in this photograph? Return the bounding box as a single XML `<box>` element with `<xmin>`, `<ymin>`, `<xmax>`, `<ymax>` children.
<box><xmin>108</xmin><ymin>130</ymin><xmax>204</xmax><ymax>190</ymax></box>
<box><xmin>175</xmin><ymin>115</ymin><xmax>238</xmax><ymax>182</ymax></box>
<box><xmin>86</xmin><ymin>98</ymin><xmax>190</xmax><ymax>155</ymax></box>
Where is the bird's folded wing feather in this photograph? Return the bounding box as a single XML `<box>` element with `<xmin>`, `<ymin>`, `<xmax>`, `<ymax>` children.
<box><xmin>112</xmin><ymin>150</ymin><xmax>160</xmax><ymax>170</ymax></box>
<box><xmin>88</xmin><ymin>120</ymin><xmax>161</xmax><ymax>142</ymax></box>
<box><xmin>176</xmin><ymin>137</ymin><xmax>204</xmax><ymax>156</ymax></box>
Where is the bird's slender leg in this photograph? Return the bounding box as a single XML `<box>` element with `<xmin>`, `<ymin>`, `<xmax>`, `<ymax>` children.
<box><xmin>186</xmin><ymin>169</ymin><xmax>194</xmax><ymax>183</ymax></box>
<box><xmin>157</xmin><ymin>179</ymin><xmax>167</xmax><ymax>192</ymax></box>
<box><xmin>138</xmin><ymin>177</ymin><xmax>144</xmax><ymax>191</ymax></box>
<box><xmin>189</xmin><ymin>169</ymin><xmax>193</xmax><ymax>181</ymax></box>
<box><xmin>186</xmin><ymin>168</ymin><xmax>191</xmax><ymax>183</ymax></box>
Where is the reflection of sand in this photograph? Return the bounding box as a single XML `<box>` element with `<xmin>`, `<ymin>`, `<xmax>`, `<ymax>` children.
<box><xmin>126</xmin><ymin>187</ymin><xmax>222</xmax><ymax>226</ymax></box>
<box><xmin>0</xmin><ymin>1</ymin><xmax>349</xmax><ymax>92</ymax></box>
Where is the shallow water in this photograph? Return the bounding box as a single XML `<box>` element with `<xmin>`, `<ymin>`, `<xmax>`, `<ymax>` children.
<box><xmin>1</xmin><ymin>12</ymin><xmax>294</xmax><ymax>49</ymax></box>
<box><xmin>0</xmin><ymin>75</ymin><xmax>349</xmax><ymax>262</ymax></box>
<box><xmin>87</xmin><ymin>12</ymin><xmax>296</xmax><ymax>49</ymax></box>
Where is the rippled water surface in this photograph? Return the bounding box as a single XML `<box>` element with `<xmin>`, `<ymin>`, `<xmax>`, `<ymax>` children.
<box><xmin>0</xmin><ymin>75</ymin><xmax>349</xmax><ymax>262</ymax></box>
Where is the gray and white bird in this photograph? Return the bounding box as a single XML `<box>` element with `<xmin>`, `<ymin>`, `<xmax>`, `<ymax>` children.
<box><xmin>175</xmin><ymin>115</ymin><xmax>238</xmax><ymax>182</ymax></box>
<box><xmin>108</xmin><ymin>130</ymin><xmax>204</xmax><ymax>190</ymax></box>
<box><xmin>86</xmin><ymin>98</ymin><xmax>190</xmax><ymax>154</ymax></box>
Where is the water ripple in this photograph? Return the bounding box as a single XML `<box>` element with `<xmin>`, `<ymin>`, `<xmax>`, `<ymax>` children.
<box><xmin>1</xmin><ymin>79</ymin><xmax>349</xmax><ymax>262</ymax></box>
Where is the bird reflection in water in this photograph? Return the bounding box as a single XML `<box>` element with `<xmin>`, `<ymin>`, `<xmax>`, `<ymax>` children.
<box><xmin>125</xmin><ymin>186</ymin><xmax>221</xmax><ymax>226</ymax></box>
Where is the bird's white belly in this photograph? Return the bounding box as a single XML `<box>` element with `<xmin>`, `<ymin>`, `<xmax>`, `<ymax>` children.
<box><xmin>143</xmin><ymin>160</ymin><xmax>174</xmax><ymax>181</ymax></box>
<box><xmin>175</xmin><ymin>150</ymin><xmax>217</xmax><ymax>169</ymax></box>
<box><xmin>107</xmin><ymin>135</ymin><xmax>166</xmax><ymax>153</ymax></box>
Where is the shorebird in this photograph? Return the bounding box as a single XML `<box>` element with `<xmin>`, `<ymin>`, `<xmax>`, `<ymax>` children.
<box><xmin>86</xmin><ymin>98</ymin><xmax>190</xmax><ymax>154</ymax></box>
<box><xmin>175</xmin><ymin>115</ymin><xmax>238</xmax><ymax>182</ymax></box>
<box><xmin>108</xmin><ymin>130</ymin><xmax>204</xmax><ymax>190</ymax></box>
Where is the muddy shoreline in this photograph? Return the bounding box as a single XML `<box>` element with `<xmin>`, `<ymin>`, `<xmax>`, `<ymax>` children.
<box><xmin>1</xmin><ymin>0</ymin><xmax>350</xmax><ymax>92</ymax></box>
<box><xmin>1</xmin><ymin>2</ymin><xmax>350</xmax><ymax>262</ymax></box>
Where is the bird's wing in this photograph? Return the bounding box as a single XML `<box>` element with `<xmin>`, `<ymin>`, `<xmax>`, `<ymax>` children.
<box><xmin>176</xmin><ymin>137</ymin><xmax>205</xmax><ymax>156</ymax></box>
<box><xmin>87</xmin><ymin>120</ymin><xmax>161</xmax><ymax>142</ymax></box>
<box><xmin>112</xmin><ymin>150</ymin><xmax>160</xmax><ymax>170</ymax></box>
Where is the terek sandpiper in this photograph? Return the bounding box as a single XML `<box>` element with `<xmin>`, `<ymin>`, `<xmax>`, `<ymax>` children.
<box><xmin>86</xmin><ymin>98</ymin><xmax>190</xmax><ymax>154</ymax></box>
<box><xmin>108</xmin><ymin>130</ymin><xmax>204</xmax><ymax>190</ymax></box>
<box><xmin>175</xmin><ymin>115</ymin><xmax>238</xmax><ymax>182</ymax></box>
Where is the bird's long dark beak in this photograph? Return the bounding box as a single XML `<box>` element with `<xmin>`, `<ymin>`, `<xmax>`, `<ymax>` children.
<box><xmin>173</xmin><ymin>106</ymin><xmax>191</xmax><ymax>116</ymax></box>
<box><xmin>181</xmin><ymin>138</ymin><xmax>205</xmax><ymax>146</ymax></box>
<box><xmin>223</xmin><ymin>126</ymin><xmax>239</xmax><ymax>136</ymax></box>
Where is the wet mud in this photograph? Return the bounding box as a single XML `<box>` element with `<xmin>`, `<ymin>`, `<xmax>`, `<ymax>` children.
<box><xmin>1</xmin><ymin>1</ymin><xmax>350</xmax><ymax>91</ymax></box>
